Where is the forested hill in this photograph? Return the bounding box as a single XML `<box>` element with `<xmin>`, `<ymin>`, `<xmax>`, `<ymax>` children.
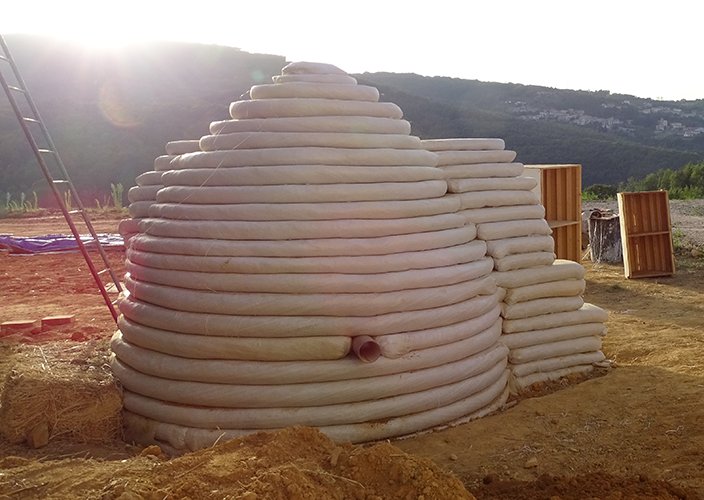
<box><xmin>1</xmin><ymin>35</ymin><xmax>703</xmax><ymax>197</ymax></box>
<box><xmin>359</xmin><ymin>73</ymin><xmax>704</xmax><ymax>186</ymax></box>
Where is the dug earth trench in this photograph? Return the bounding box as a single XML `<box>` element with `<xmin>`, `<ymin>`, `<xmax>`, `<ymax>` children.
<box><xmin>0</xmin><ymin>212</ymin><xmax>702</xmax><ymax>499</ymax></box>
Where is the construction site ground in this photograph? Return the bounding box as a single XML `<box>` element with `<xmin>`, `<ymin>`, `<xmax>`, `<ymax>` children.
<box><xmin>0</xmin><ymin>207</ymin><xmax>702</xmax><ymax>499</ymax></box>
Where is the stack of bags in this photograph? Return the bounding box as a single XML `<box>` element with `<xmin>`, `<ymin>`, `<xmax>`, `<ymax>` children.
<box><xmin>421</xmin><ymin>139</ymin><xmax>607</xmax><ymax>394</ymax></box>
<box><xmin>110</xmin><ymin>62</ymin><xmax>510</xmax><ymax>451</ymax></box>
<box><xmin>118</xmin><ymin>140</ymin><xmax>200</xmax><ymax>245</ymax></box>
<box><xmin>493</xmin><ymin>263</ymin><xmax>607</xmax><ymax>392</ymax></box>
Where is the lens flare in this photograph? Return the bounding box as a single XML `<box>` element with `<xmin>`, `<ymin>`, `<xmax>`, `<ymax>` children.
<box><xmin>98</xmin><ymin>81</ymin><xmax>141</xmax><ymax>128</ymax></box>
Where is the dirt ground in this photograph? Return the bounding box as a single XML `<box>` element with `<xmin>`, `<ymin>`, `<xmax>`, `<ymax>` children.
<box><xmin>0</xmin><ymin>208</ymin><xmax>702</xmax><ymax>499</ymax></box>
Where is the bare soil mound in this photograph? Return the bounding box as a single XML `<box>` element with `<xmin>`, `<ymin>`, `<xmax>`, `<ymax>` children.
<box><xmin>0</xmin><ymin>426</ymin><xmax>473</xmax><ymax>499</ymax></box>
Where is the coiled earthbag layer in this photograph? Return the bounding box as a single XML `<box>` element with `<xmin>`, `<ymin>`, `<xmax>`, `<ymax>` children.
<box><xmin>128</xmin><ymin>185</ymin><xmax>160</xmax><ymax>203</ymax></box>
<box><xmin>493</xmin><ymin>259</ymin><xmax>586</xmax><ymax>288</ymax></box>
<box><xmin>511</xmin><ymin>351</ymin><xmax>606</xmax><ymax>378</ymax></box>
<box><xmin>271</xmin><ymin>73</ymin><xmax>357</xmax><ymax>84</ymax></box>
<box><xmin>122</xmin><ymin>376</ymin><xmax>509</xmax><ymax>449</ymax></box>
<box><xmin>123</xmin><ymin>380</ymin><xmax>509</xmax><ymax>452</ymax></box>
<box><xmin>447</xmin><ymin>176</ymin><xmax>537</xmax><ymax>193</ymax></box>
<box><xmin>459</xmin><ymin>190</ymin><xmax>540</xmax><ymax>210</ymax></box>
<box><xmin>209</xmin><ymin>116</ymin><xmax>411</xmax><ymax>135</ymax></box>
<box><xmin>459</xmin><ymin>205</ymin><xmax>545</xmax><ymax>224</ymax></box>
<box><xmin>118</xmin><ymin>320</ymin><xmax>352</xmax><ymax>361</ymax></box>
<box><xmin>111</xmin><ymin>339</ymin><xmax>506</xmax><ymax>409</ymax></box>
<box><xmin>125</xmin><ymin>258</ymin><xmax>493</xmax><ymax>294</ymax></box>
<box><xmin>154</xmin><ymin>180</ymin><xmax>448</xmax><ymax>204</ymax></box>
<box><xmin>485</xmin><ymin>235</ymin><xmax>554</xmax><ymax>259</ymax></box>
<box><xmin>165</xmin><ymin>140</ymin><xmax>200</xmax><ymax>155</ymax></box>
<box><xmin>502</xmin><ymin>303</ymin><xmax>608</xmax><ymax>334</ymax></box>
<box><xmin>509</xmin><ymin>336</ymin><xmax>603</xmax><ymax>364</ymax></box>
<box><xmin>110</xmin><ymin>322</ymin><xmax>504</xmax><ymax>385</ymax></box>
<box><xmin>376</xmin><ymin>301</ymin><xmax>501</xmax><ymax>358</ymax></box>
<box><xmin>438</xmin><ymin>162</ymin><xmax>524</xmax><ymax>179</ymax></box>
<box><xmin>476</xmin><ymin>219</ymin><xmax>552</xmax><ymax>241</ymax></box>
<box><xmin>160</xmin><ymin>165</ymin><xmax>443</xmax><ymax>186</ymax></box>
<box><xmin>125</xmin><ymin>239</ymin><xmax>486</xmax><ymax>274</ymax></box>
<box><xmin>120</xmin><ymin>359</ymin><xmax>507</xmax><ymax>428</ymax></box>
<box><xmin>493</xmin><ymin>252</ymin><xmax>556</xmax><ymax>272</ymax></box>
<box><xmin>510</xmin><ymin>365</ymin><xmax>594</xmax><ymax>394</ymax></box>
<box><xmin>118</xmin><ymin>282</ymin><xmax>499</xmax><ymax>338</ymax></box>
<box><xmin>135</xmin><ymin>170</ymin><xmax>164</xmax><ymax>186</ymax></box>
<box><xmin>168</xmin><ymin>148</ymin><xmax>438</xmax><ymax>170</ymax></box>
<box><xmin>230</xmin><ymin>98</ymin><xmax>402</xmax><ymax>120</ymax></box>
<box><xmin>124</xmin><ymin>242</ymin><xmax>487</xmax><ymax>275</ymax></box>
<box><xmin>127</xmin><ymin>225</ymin><xmax>477</xmax><ymax>258</ymax></box>
<box><xmin>128</xmin><ymin>202</ymin><xmax>152</xmax><ymax>219</ymax></box>
<box><xmin>123</xmin><ymin>274</ymin><xmax>496</xmax><ymax>316</ymax></box>
<box><xmin>200</xmin><ymin>132</ymin><xmax>420</xmax><ymax>151</ymax></box>
<box><xmin>504</xmin><ymin>279</ymin><xmax>586</xmax><ymax>305</ymax></box>
<box><xmin>435</xmin><ymin>150</ymin><xmax>517</xmax><ymax>166</ymax></box>
<box><xmin>502</xmin><ymin>296</ymin><xmax>584</xmax><ymax>321</ymax></box>
<box><xmin>147</xmin><ymin>196</ymin><xmax>460</xmax><ymax>221</ymax></box>
<box><xmin>500</xmin><ymin>322</ymin><xmax>605</xmax><ymax>350</ymax></box>
<box><xmin>138</xmin><ymin>213</ymin><xmax>465</xmax><ymax>241</ymax></box>
<box><xmin>248</xmin><ymin>82</ymin><xmax>380</xmax><ymax>101</ymax></box>
<box><xmin>117</xmin><ymin>294</ymin><xmax>501</xmax><ymax>361</ymax></box>
<box><xmin>152</xmin><ymin>154</ymin><xmax>176</xmax><ymax>171</ymax></box>
<box><xmin>422</xmin><ymin>138</ymin><xmax>505</xmax><ymax>151</ymax></box>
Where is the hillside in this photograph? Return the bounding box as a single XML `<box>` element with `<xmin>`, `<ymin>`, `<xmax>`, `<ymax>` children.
<box><xmin>359</xmin><ymin>73</ymin><xmax>704</xmax><ymax>186</ymax></box>
<box><xmin>1</xmin><ymin>35</ymin><xmax>702</xmax><ymax>196</ymax></box>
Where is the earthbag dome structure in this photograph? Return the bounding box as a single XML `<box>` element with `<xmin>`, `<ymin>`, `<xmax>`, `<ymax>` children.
<box><xmin>110</xmin><ymin>62</ymin><xmax>510</xmax><ymax>451</ymax></box>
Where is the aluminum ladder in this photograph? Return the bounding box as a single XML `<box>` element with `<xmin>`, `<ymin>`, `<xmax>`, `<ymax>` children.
<box><xmin>0</xmin><ymin>35</ymin><xmax>123</xmax><ymax>322</ymax></box>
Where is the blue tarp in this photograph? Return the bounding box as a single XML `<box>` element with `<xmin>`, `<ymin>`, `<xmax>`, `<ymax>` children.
<box><xmin>0</xmin><ymin>234</ymin><xmax>124</xmax><ymax>254</ymax></box>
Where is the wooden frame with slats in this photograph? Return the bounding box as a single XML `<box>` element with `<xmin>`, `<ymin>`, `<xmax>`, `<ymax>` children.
<box><xmin>524</xmin><ymin>164</ymin><xmax>582</xmax><ymax>262</ymax></box>
<box><xmin>617</xmin><ymin>190</ymin><xmax>675</xmax><ymax>278</ymax></box>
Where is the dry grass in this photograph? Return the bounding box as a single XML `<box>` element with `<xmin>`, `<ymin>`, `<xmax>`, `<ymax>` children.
<box><xmin>0</xmin><ymin>339</ymin><xmax>122</xmax><ymax>445</ymax></box>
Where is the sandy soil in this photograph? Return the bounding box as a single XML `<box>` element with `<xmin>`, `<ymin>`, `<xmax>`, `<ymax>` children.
<box><xmin>0</xmin><ymin>209</ymin><xmax>702</xmax><ymax>499</ymax></box>
<box><xmin>0</xmin><ymin>211</ymin><xmax>125</xmax><ymax>237</ymax></box>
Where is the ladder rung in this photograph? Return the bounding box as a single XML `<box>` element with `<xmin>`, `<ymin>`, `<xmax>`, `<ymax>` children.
<box><xmin>68</xmin><ymin>209</ymin><xmax>83</xmax><ymax>215</ymax></box>
<box><xmin>38</xmin><ymin>148</ymin><xmax>56</xmax><ymax>154</ymax></box>
<box><xmin>0</xmin><ymin>54</ymin><xmax>8</xmax><ymax>62</ymax></box>
<box><xmin>97</xmin><ymin>268</ymin><xmax>110</xmax><ymax>275</ymax></box>
<box><xmin>22</xmin><ymin>117</ymin><xmax>40</xmax><ymax>123</ymax></box>
<box><xmin>52</xmin><ymin>179</ymin><xmax>69</xmax><ymax>184</ymax></box>
<box><xmin>7</xmin><ymin>85</ymin><xmax>25</xmax><ymax>93</ymax></box>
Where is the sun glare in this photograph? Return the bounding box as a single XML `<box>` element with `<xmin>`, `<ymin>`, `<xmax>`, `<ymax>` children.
<box><xmin>2</xmin><ymin>0</ymin><xmax>702</xmax><ymax>100</ymax></box>
<box><xmin>3</xmin><ymin>0</ymin><xmax>177</xmax><ymax>50</ymax></box>
<box><xmin>44</xmin><ymin>31</ymin><xmax>149</xmax><ymax>51</ymax></box>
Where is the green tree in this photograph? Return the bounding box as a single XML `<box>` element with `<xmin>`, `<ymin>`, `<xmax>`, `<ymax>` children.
<box><xmin>583</xmin><ymin>184</ymin><xmax>618</xmax><ymax>199</ymax></box>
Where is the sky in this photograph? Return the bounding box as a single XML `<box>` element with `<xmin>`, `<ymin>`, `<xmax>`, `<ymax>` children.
<box><xmin>2</xmin><ymin>0</ymin><xmax>702</xmax><ymax>101</ymax></box>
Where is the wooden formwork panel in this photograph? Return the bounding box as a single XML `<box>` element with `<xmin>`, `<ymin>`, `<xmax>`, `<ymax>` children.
<box><xmin>540</xmin><ymin>165</ymin><xmax>581</xmax><ymax>223</ymax></box>
<box><xmin>617</xmin><ymin>190</ymin><xmax>675</xmax><ymax>278</ymax></box>
<box><xmin>551</xmin><ymin>223</ymin><xmax>582</xmax><ymax>263</ymax></box>
<box><xmin>525</xmin><ymin>164</ymin><xmax>582</xmax><ymax>262</ymax></box>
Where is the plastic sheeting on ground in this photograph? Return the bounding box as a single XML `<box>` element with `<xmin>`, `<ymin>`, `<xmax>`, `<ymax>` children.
<box><xmin>0</xmin><ymin>233</ymin><xmax>124</xmax><ymax>254</ymax></box>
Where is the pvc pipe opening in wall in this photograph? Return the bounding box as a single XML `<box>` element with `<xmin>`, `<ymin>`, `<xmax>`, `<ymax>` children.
<box><xmin>352</xmin><ymin>336</ymin><xmax>381</xmax><ymax>363</ymax></box>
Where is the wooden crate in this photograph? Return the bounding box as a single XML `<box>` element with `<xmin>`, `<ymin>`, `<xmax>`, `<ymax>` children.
<box><xmin>524</xmin><ymin>164</ymin><xmax>582</xmax><ymax>262</ymax></box>
<box><xmin>617</xmin><ymin>190</ymin><xmax>675</xmax><ymax>278</ymax></box>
